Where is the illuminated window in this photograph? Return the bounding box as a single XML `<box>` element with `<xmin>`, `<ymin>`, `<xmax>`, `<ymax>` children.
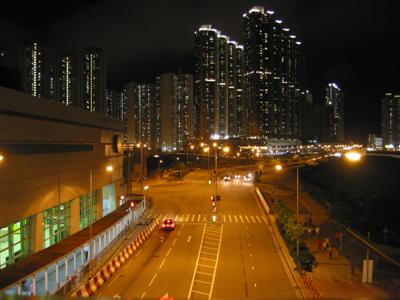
<box><xmin>0</xmin><ymin>218</ymin><xmax>31</xmax><ymax>269</ymax></box>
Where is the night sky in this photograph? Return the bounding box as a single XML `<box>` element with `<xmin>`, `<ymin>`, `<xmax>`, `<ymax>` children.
<box><xmin>1</xmin><ymin>0</ymin><xmax>399</xmax><ymax>142</ymax></box>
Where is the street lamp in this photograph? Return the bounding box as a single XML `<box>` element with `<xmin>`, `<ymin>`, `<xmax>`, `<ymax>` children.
<box><xmin>203</xmin><ymin>147</ymin><xmax>210</xmax><ymax>169</ymax></box>
<box><xmin>89</xmin><ymin>164</ymin><xmax>113</xmax><ymax>272</ymax></box>
<box><xmin>186</xmin><ymin>144</ymin><xmax>194</xmax><ymax>165</ymax></box>
<box><xmin>275</xmin><ymin>164</ymin><xmax>299</xmax><ymax>258</ymax></box>
<box><xmin>144</xmin><ymin>185</ymin><xmax>149</xmax><ymax>201</ymax></box>
<box><xmin>345</xmin><ymin>151</ymin><xmax>361</xmax><ymax>162</ymax></box>
<box><xmin>136</xmin><ymin>143</ymin><xmax>147</xmax><ymax>189</ymax></box>
<box><xmin>0</xmin><ymin>154</ymin><xmax>4</xmax><ymax>162</ymax></box>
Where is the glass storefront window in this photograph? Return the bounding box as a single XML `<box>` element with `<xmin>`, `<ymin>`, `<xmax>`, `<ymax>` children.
<box><xmin>43</xmin><ymin>202</ymin><xmax>71</xmax><ymax>249</ymax></box>
<box><xmin>0</xmin><ymin>218</ymin><xmax>31</xmax><ymax>269</ymax></box>
<box><xmin>80</xmin><ymin>191</ymin><xmax>98</xmax><ymax>229</ymax></box>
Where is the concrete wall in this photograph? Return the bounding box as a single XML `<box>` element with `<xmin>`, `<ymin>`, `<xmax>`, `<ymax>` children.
<box><xmin>0</xmin><ymin>87</ymin><xmax>124</xmax><ymax>229</ymax></box>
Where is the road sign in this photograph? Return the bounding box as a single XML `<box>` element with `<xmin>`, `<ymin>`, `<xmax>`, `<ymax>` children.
<box><xmin>383</xmin><ymin>227</ymin><xmax>389</xmax><ymax>246</ymax></box>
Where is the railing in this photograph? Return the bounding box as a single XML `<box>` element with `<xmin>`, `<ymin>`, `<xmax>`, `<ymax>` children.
<box><xmin>1</xmin><ymin>200</ymin><xmax>146</xmax><ymax>297</ymax></box>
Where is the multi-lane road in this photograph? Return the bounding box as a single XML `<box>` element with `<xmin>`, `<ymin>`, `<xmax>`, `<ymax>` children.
<box><xmin>95</xmin><ymin>168</ymin><xmax>301</xmax><ymax>299</ymax></box>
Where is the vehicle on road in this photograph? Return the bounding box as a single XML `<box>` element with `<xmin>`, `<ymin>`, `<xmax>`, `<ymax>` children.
<box><xmin>244</xmin><ymin>173</ymin><xmax>252</xmax><ymax>182</ymax></box>
<box><xmin>161</xmin><ymin>218</ymin><xmax>176</xmax><ymax>231</ymax></box>
<box><xmin>234</xmin><ymin>174</ymin><xmax>241</xmax><ymax>179</ymax></box>
<box><xmin>223</xmin><ymin>174</ymin><xmax>231</xmax><ymax>181</ymax></box>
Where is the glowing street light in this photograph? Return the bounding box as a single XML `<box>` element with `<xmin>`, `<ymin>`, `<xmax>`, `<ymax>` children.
<box><xmin>0</xmin><ymin>154</ymin><xmax>4</xmax><ymax>162</ymax></box>
<box><xmin>275</xmin><ymin>164</ymin><xmax>283</xmax><ymax>171</ymax></box>
<box><xmin>106</xmin><ymin>165</ymin><xmax>113</xmax><ymax>172</ymax></box>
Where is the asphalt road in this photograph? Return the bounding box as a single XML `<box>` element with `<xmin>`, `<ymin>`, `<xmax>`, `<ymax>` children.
<box><xmin>95</xmin><ymin>167</ymin><xmax>300</xmax><ymax>299</ymax></box>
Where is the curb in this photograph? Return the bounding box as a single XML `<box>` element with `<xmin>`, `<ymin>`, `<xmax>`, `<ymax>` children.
<box><xmin>71</xmin><ymin>220</ymin><xmax>159</xmax><ymax>297</ymax></box>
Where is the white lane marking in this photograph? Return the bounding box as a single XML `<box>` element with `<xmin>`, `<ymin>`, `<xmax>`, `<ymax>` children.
<box><xmin>251</xmin><ymin>216</ymin><xmax>256</xmax><ymax>223</ymax></box>
<box><xmin>186</xmin><ymin>214</ymin><xmax>190</xmax><ymax>222</ymax></box>
<box><xmin>191</xmin><ymin>290</ymin><xmax>209</xmax><ymax>296</ymax></box>
<box><xmin>194</xmin><ymin>279</ymin><xmax>212</xmax><ymax>285</ymax></box>
<box><xmin>223</xmin><ymin>215</ymin><xmax>226</xmax><ymax>223</ymax></box>
<box><xmin>172</xmin><ymin>238</ymin><xmax>177</xmax><ymax>245</ymax></box>
<box><xmin>209</xmin><ymin>224</ymin><xmax>224</xmax><ymax>299</ymax></box>
<box><xmin>148</xmin><ymin>273</ymin><xmax>158</xmax><ymax>287</ymax></box>
<box><xmin>177</xmin><ymin>230</ymin><xmax>181</xmax><ymax>237</ymax></box>
<box><xmin>159</xmin><ymin>258</ymin><xmax>166</xmax><ymax>269</ymax></box>
<box><xmin>123</xmin><ymin>260</ymin><xmax>133</xmax><ymax>270</ymax></box>
<box><xmin>167</xmin><ymin>247</ymin><xmax>172</xmax><ymax>256</ymax></box>
<box><xmin>201</xmin><ymin>246</ymin><xmax>218</xmax><ymax>251</ymax></box>
<box><xmin>234</xmin><ymin>215</ymin><xmax>238</xmax><ymax>223</ymax></box>
<box><xmin>196</xmin><ymin>271</ymin><xmax>213</xmax><ymax>276</ymax></box>
<box><xmin>198</xmin><ymin>263</ymin><xmax>214</xmax><ymax>268</ymax></box>
<box><xmin>108</xmin><ymin>275</ymin><xmax>118</xmax><ymax>287</ymax></box>
<box><xmin>239</xmin><ymin>215</ymin><xmax>244</xmax><ymax>223</ymax></box>
<box><xmin>135</xmin><ymin>248</ymin><xmax>143</xmax><ymax>257</ymax></box>
<box><xmin>192</xmin><ymin>214</ymin><xmax>196</xmax><ymax>222</ymax></box>
<box><xmin>245</xmin><ymin>216</ymin><xmax>250</xmax><ymax>223</ymax></box>
<box><xmin>199</xmin><ymin>257</ymin><xmax>216</xmax><ymax>262</ymax></box>
<box><xmin>254</xmin><ymin>283</ymin><xmax>257</xmax><ymax>287</ymax></box>
<box><xmin>256</xmin><ymin>216</ymin><xmax>262</xmax><ymax>223</ymax></box>
<box><xmin>252</xmin><ymin>266</ymin><xmax>255</xmax><ymax>270</ymax></box>
<box><xmin>197</xmin><ymin>214</ymin><xmax>201</xmax><ymax>222</ymax></box>
<box><xmin>187</xmin><ymin>235</ymin><xmax>192</xmax><ymax>243</ymax></box>
<box><xmin>203</xmin><ymin>215</ymin><xmax>207</xmax><ymax>222</ymax></box>
<box><xmin>140</xmin><ymin>292</ymin><xmax>146</xmax><ymax>299</ymax></box>
<box><xmin>229</xmin><ymin>215</ymin><xmax>232</xmax><ymax>223</ymax></box>
<box><xmin>187</xmin><ymin>224</ymin><xmax>207</xmax><ymax>299</ymax></box>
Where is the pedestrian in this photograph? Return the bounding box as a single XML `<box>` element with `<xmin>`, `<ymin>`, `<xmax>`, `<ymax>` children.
<box><xmin>315</xmin><ymin>226</ymin><xmax>320</xmax><ymax>238</ymax></box>
<box><xmin>307</xmin><ymin>227</ymin><xmax>313</xmax><ymax>238</ymax></box>
<box><xmin>328</xmin><ymin>247</ymin><xmax>333</xmax><ymax>259</ymax></box>
<box><xmin>317</xmin><ymin>238</ymin><xmax>322</xmax><ymax>252</ymax></box>
<box><xmin>83</xmin><ymin>244</ymin><xmax>89</xmax><ymax>261</ymax></box>
<box><xmin>335</xmin><ymin>230</ymin><xmax>341</xmax><ymax>247</ymax></box>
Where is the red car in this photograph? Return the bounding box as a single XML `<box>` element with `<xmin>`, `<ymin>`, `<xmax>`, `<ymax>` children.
<box><xmin>161</xmin><ymin>218</ymin><xmax>176</xmax><ymax>231</ymax></box>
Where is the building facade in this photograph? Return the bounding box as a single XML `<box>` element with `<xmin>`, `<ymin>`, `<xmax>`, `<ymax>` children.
<box><xmin>0</xmin><ymin>87</ymin><xmax>123</xmax><ymax>269</ymax></box>
<box><xmin>80</xmin><ymin>47</ymin><xmax>106</xmax><ymax>114</ymax></box>
<box><xmin>19</xmin><ymin>43</ymin><xmax>46</xmax><ymax>98</ymax></box>
<box><xmin>158</xmin><ymin>73</ymin><xmax>194</xmax><ymax>151</ymax></box>
<box><xmin>57</xmin><ymin>53</ymin><xmax>79</xmax><ymax>107</ymax></box>
<box><xmin>324</xmin><ymin>83</ymin><xmax>344</xmax><ymax>142</ymax></box>
<box><xmin>242</xmin><ymin>7</ymin><xmax>303</xmax><ymax>139</ymax></box>
<box><xmin>382</xmin><ymin>92</ymin><xmax>400</xmax><ymax>147</ymax></box>
<box><xmin>194</xmin><ymin>25</ymin><xmax>243</xmax><ymax>141</ymax></box>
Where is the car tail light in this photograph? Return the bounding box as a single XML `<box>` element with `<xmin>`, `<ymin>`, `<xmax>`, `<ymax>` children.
<box><xmin>162</xmin><ymin>224</ymin><xmax>165</xmax><ymax>228</ymax></box>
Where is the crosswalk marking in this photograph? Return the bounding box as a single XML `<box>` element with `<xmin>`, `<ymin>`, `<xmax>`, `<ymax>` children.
<box><xmin>154</xmin><ymin>213</ymin><xmax>267</xmax><ymax>224</ymax></box>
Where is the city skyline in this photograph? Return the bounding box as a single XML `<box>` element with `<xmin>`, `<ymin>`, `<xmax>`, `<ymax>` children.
<box><xmin>1</xmin><ymin>0</ymin><xmax>400</xmax><ymax>141</ymax></box>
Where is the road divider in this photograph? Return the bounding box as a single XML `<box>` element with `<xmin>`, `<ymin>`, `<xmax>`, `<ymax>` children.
<box><xmin>71</xmin><ymin>219</ymin><xmax>159</xmax><ymax>297</ymax></box>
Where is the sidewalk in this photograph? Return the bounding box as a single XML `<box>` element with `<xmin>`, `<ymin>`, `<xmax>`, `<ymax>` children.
<box><xmin>257</xmin><ymin>170</ymin><xmax>392</xmax><ymax>299</ymax></box>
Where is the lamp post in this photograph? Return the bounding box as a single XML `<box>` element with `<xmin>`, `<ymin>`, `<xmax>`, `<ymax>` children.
<box><xmin>186</xmin><ymin>144</ymin><xmax>194</xmax><ymax>165</ymax></box>
<box><xmin>296</xmin><ymin>166</ymin><xmax>300</xmax><ymax>258</ymax></box>
<box><xmin>275</xmin><ymin>163</ymin><xmax>299</xmax><ymax>258</ymax></box>
<box><xmin>0</xmin><ymin>154</ymin><xmax>4</xmax><ymax>162</ymax></box>
<box><xmin>203</xmin><ymin>147</ymin><xmax>210</xmax><ymax>169</ymax></box>
<box><xmin>89</xmin><ymin>164</ymin><xmax>113</xmax><ymax>272</ymax></box>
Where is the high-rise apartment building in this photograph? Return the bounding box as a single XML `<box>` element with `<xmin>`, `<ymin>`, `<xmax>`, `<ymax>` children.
<box><xmin>80</xmin><ymin>47</ymin><xmax>106</xmax><ymax>114</ymax></box>
<box><xmin>158</xmin><ymin>73</ymin><xmax>194</xmax><ymax>151</ymax></box>
<box><xmin>324</xmin><ymin>83</ymin><xmax>344</xmax><ymax>142</ymax></box>
<box><xmin>20</xmin><ymin>42</ymin><xmax>46</xmax><ymax>98</ymax></box>
<box><xmin>194</xmin><ymin>25</ymin><xmax>243</xmax><ymax>140</ymax></box>
<box><xmin>382</xmin><ymin>92</ymin><xmax>400</xmax><ymax>147</ymax></box>
<box><xmin>242</xmin><ymin>7</ymin><xmax>303</xmax><ymax>139</ymax></box>
<box><xmin>130</xmin><ymin>83</ymin><xmax>159</xmax><ymax>149</ymax></box>
<box><xmin>58</xmin><ymin>53</ymin><xmax>78</xmax><ymax>107</ymax></box>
